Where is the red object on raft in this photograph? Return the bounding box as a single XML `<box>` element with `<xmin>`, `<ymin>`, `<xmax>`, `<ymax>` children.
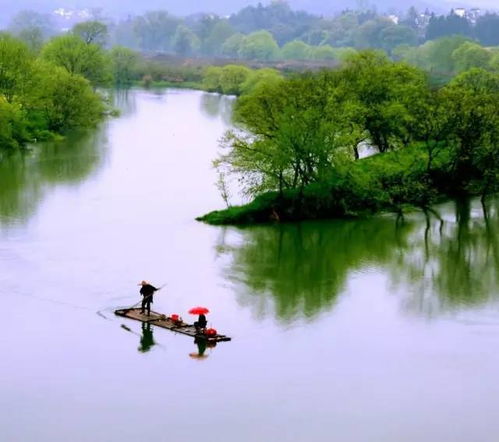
<box><xmin>188</xmin><ymin>306</ymin><xmax>210</xmax><ymax>315</ymax></box>
<box><xmin>204</xmin><ymin>328</ymin><xmax>217</xmax><ymax>336</ymax></box>
<box><xmin>170</xmin><ymin>314</ymin><xmax>180</xmax><ymax>321</ymax></box>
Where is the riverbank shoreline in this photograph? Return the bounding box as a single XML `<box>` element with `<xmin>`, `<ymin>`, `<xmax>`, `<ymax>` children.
<box><xmin>197</xmin><ymin>143</ymin><xmax>493</xmax><ymax>226</ymax></box>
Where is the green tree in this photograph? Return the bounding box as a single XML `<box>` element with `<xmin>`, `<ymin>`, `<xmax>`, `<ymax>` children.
<box><xmin>41</xmin><ymin>35</ymin><xmax>109</xmax><ymax>86</ymax></box>
<box><xmin>203</xmin><ymin>20</ymin><xmax>235</xmax><ymax>56</ymax></box>
<box><xmin>8</xmin><ymin>10</ymin><xmax>54</xmax><ymax>52</ymax></box>
<box><xmin>217</xmin><ymin>74</ymin><xmax>360</xmax><ymax>196</ymax></box>
<box><xmin>72</xmin><ymin>21</ymin><xmax>108</xmax><ymax>46</ymax></box>
<box><xmin>133</xmin><ymin>11</ymin><xmax>180</xmax><ymax>52</ymax></box>
<box><xmin>426</xmin><ymin>12</ymin><xmax>472</xmax><ymax>40</ymax></box>
<box><xmin>353</xmin><ymin>17</ymin><xmax>393</xmax><ymax>48</ymax></box>
<box><xmin>424</xmin><ymin>35</ymin><xmax>470</xmax><ymax>73</ymax></box>
<box><xmin>475</xmin><ymin>13</ymin><xmax>499</xmax><ymax>46</ymax></box>
<box><xmin>0</xmin><ymin>34</ymin><xmax>33</xmax><ymax>103</ymax></box>
<box><xmin>490</xmin><ymin>52</ymin><xmax>499</xmax><ymax>72</ymax></box>
<box><xmin>333</xmin><ymin>47</ymin><xmax>358</xmax><ymax>62</ymax></box>
<box><xmin>0</xmin><ymin>98</ymin><xmax>28</xmax><ymax>148</ymax></box>
<box><xmin>451</xmin><ymin>42</ymin><xmax>492</xmax><ymax>73</ymax></box>
<box><xmin>240</xmin><ymin>68</ymin><xmax>283</xmax><ymax>95</ymax></box>
<box><xmin>109</xmin><ymin>46</ymin><xmax>139</xmax><ymax>85</ymax></box>
<box><xmin>321</xmin><ymin>12</ymin><xmax>359</xmax><ymax>47</ymax></box>
<box><xmin>172</xmin><ymin>25</ymin><xmax>200</xmax><ymax>56</ymax></box>
<box><xmin>238</xmin><ymin>30</ymin><xmax>279</xmax><ymax>60</ymax></box>
<box><xmin>280</xmin><ymin>40</ymin><xmax>311</xmax><ymax>60</ymax></box>
<box><xmin>379</xmin><ymin>25</ymin><xmax>417</xmax><ymax>53</ymax></box>
<box><xmin>30</xmin><ymin>61</ymin><xmax>103</xmax><ymax>132</ymax></box>
<box><xmin>202</xmin><ymin>66</ymin><xmax>223</xmax><ymax>91</ymax></box>
<box><xmin>219</xmin><ymin>65</ymin><xmax>252</xmax><ymax>95</ymax></box>
<box><xmin>111</xmin><ymin>18</ymin><xmax>139</xmax><ymax>49</ymax></box>
<box><xmin>340</xmin><ymin>50</ymin><xmax>429</xmax><ymax>153</ymax></box>
<box><xmin>15</xmin><ymin>27</ymin><xmax>44</xmax><ymax>54</ymax></box>
<box><xmin>441</xmin><ymin>68</ymin><xmax>499</xmax><ymax>196</ymax></box>
<box><xmin>222</xmin><ymin>33</ymin><xmax>245</xmax><ymax>58</ymax></box>
<box><xmin>308</xmin><ymin>45</ymin><xmax>337</xmax><ymax>61</ymax></box>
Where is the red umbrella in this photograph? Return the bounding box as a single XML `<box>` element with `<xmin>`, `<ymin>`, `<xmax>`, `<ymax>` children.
<box><xmin>188</xmin><ymin>306</ymin><xmax>210</xmax><ymax>315</ymax></box>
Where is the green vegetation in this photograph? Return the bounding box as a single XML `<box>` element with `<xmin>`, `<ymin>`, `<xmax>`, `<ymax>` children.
<box><xmin>5</xmin><ymin>4</ymin><xmax>499</xmax><ymax>67</ymax></box>
<box><xmin>41</xmin><ymin>34</ymin><xmax>110</xmax><ymax>86</ymax></box>
<box><xmin>101</xmin><ymin>4</ymin><xmax>499</xmax><ymax>58</ymax></box>
<box><xmin>0</xmin><ymin>33</ymin><xmax>104</xmax><ymax>150</ymax></box>
<box><xmin>199</xmin><ymin>51</ymin><xmax>499</xmax><ymax>225</ymax></box>
<box><xmin>202</xmin><ymin>65</ymin><xmax>282</xmax><ymax>95</ymax></box>
<box><xmin>0</xmin><ymin>29</ymin><xmax>287</xmax><ymax>151</ymax></box>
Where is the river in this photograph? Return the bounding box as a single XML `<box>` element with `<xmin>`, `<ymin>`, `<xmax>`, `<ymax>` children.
<box><xmin>1</xmin><ymin>88</ymin><xmax>499</xmax><ymax>442</ymax></box>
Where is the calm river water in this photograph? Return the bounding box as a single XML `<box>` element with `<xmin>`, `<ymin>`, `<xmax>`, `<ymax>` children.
<box><xmin>1</xmin><ymin>89</ymin><xmax>499</xmax><ymax>442</ymax></box>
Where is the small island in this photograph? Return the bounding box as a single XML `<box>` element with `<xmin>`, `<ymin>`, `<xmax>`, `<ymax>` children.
<box><xmin>198</xmin><ymin>51</ymin><xmax>499</xmax><ymax>225</ymax></box>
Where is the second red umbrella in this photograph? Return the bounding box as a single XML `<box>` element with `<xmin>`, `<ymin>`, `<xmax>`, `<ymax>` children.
<box><xmin>188</xmin><ymin>306</ymin><xmax>210</xmax><ymax>315</ymax></box>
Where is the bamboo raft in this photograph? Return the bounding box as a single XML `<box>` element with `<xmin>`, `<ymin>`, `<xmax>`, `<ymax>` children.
<box><xmin>114</xmin><ymin>308</ymin><xmax>231</xmax><ymax>342</ymax></box>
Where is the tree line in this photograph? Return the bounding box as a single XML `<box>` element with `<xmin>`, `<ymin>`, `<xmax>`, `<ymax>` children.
<box><xmin>200</xmin><ymin>51</ymin><xmax>499</xmax><ymax>224</ymax></box>
<box><xmin>6</xmin><ymin>3</ymin><xmax>499</xmax><ymax>62</ymax></box>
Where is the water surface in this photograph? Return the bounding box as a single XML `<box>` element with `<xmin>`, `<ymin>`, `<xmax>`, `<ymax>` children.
<box><xmin>1</xmin><ymin>89</ymin><xmax>499</xmax><ymax>442</ymax></box>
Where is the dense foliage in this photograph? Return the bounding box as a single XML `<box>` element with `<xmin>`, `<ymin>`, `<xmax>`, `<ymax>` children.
<box><xmin>200</xmin><ymin>51</ymin><xmax>499</xmax><ymax>224</ymax></box>
<box><xmin>0</xmin><ymin>33</ymin><xmax>103</xmax><ymax>149</ymax></box>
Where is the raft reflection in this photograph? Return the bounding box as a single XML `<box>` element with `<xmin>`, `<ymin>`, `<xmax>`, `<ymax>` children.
<box><xmin>218</xmin><ymin>197</ymin><xmax>499</xmax><ymax>322</ymax></box>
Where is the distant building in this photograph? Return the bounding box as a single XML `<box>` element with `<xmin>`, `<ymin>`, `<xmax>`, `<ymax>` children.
<box><xmin>451</xmin><ymin>7</ymin><xmax>482</xmax><ymax>24</ymax></box>
<box><xmin>468</xmin><ymin>8</ymin><xmax>481</xmax><ymax>24</ymax></box>
<box><xmin>52</xmin><ymin>8</ymin><xmax>94</xmax><ymax>32</ymax></box>
<box><xmin>417</xmin><ymin>9</ymin><xmax>432</xmax><ymax>29</ymax></box>
<box><xmin>388</xmin><ymin>14</ymin><xmax>399</xmax><ymax>24</ymax></box>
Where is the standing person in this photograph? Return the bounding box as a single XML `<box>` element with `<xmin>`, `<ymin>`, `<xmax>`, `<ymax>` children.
<box><xmin>138</xmin><ymin>280</ymin><xmax>159</xmax><ymax>316</ymax></box>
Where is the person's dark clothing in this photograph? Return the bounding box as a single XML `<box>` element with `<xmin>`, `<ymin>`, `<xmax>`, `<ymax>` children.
<box><xmin>140</xmin><ymin>284</ymin><xmax>158</xmax><ymax>315</ymax></box>
<box><xmin>194</xmin><ymin>314</ymin><xmax>207</xmax><ymax>331</ymax></box>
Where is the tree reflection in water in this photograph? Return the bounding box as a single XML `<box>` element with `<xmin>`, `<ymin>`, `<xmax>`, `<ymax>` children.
<box><xmin>217</xmin><ymin>197</ymin><xmax>499</xmax><ymax>322</ymax></box>
<box><xmin>0</xmin><ymin>128</ymin><xmax>107</xmax><ymax>227</ymax></box>
<box><xmin>396</xmin><ymin>197</ymin><xmax>499</xmax><ymax>317</ymax></box>
<box><xmin>217</xmin><ymin>217</ymin><xmax>414</xmax><ymax>321</ymax></box>
<box><xmin>199</xmin><ymin>92</ymin><xmax>234</xmax><ymax>124</ymax></box>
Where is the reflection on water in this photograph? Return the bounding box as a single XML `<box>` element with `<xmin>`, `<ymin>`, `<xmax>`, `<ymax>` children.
<box><xmin>396</xmin><ymin>198</ymin><xmax>499</xmax><ymax>316</ymax></box>
<box><xmin>218</xmin><ymin>197</ymin><xmax>499</xmax><ymax>322</ymax></box>
<box><xmin>0</xmin><ymin>128</ymin><xmax>108</xmax><ymax>227</ymax></box>
<box><xmin>138</xmin><ymin>323</ymin><xmax>156</xmax><ymax>353</ymax></box>
<box><xmin>189</xmin><ymin>337</ymin><xmax>217</xmax><ymax>360</ymax></box>
<box><xmin>109</xmin><ymin>88</ymin><xmax>138</xmax><ymax>117</ymax></box>
<box><xmin>199</xmin><ymin>93</ymin><xmax>234</xmax><ymax>124</ymax></box>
